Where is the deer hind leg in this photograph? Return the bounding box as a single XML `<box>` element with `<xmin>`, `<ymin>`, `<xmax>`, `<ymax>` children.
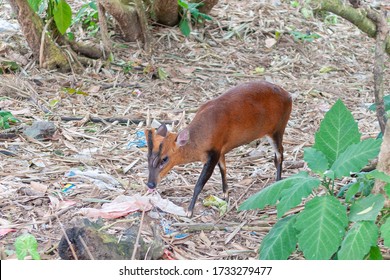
<box><xmin>217</xmin><ymin>154</ymin><xmax>229</xmax><ymax>199</ymax></box>
<box><xmin>266</xmin><ymin>132</ymin><xmax>284</xmax><ymax>181</ymax></box>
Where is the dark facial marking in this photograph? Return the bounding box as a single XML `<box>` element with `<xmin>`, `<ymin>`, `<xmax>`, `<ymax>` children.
<box><xmin>147</xmin><ymin>130</ymin><xmax>153</xmax><ymax>158</ymax></box>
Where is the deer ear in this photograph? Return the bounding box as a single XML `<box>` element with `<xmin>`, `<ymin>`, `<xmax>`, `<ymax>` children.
<box><xmin>176</xmin><ymin>128</ymin><xmax>189</xmax><ymax>146</ymax></box>
<box><xmin>156</xmin><ymin>124</ymin><xmax>168</xmax><ymax>137</ymax></box>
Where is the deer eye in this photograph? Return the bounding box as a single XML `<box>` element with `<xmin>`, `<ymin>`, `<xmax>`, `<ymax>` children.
<box><xmin>160</xmin><ymin>156</ymin><xmax>169</xmax><ymax>167</ymax></box>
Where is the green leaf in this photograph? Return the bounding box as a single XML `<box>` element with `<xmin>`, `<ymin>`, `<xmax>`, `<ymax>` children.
<box><xmin>0</xmin><ymin>110</ymin><xmax>20</xmax><ymax>129</ymax></box>
<box><xmin>290</xmin><ymin>1</ymin><xmax>300</xmax><ymax>8</ymax></box>
<box><xmin>178</xmin><ymin>0</ymin><xmax>189</xmax><ymax>9</ymax></box>
<box><xmin>259</xmin><ymin>215</ymin><xmax>298</xmax><ymax>260</ymax></box>
<box><xmin>303</xmin><ymin>147</ymin><xmax>329</xmax><ymax>174</ymax></box>
<box><xmin>349</xmin><ymin>194</ymin><xmax>385</xmax><ymax>222</ymax></box>
<box><xmin>344</xmin><ymin>181</ymin><xmax>360</xmax><ymax>202</ymax></box>
<box><xmin>179</xmin><ymin>18</ymin><xmax>191</xmax><ymax>37</ymax></box>
<box><xmin>313</xmin><ymin>99</ymin><xmax>361</xmax><ymax>165</ymax></box>
<box><xmin>14</xmin><ymin>234</ymin><xmax>41</xmax><ymax>260</ymax></box>
<box><xmin>385</xmin><ymin>183</ymin><xmax>390</xmax><ymax>199</ymax></box>
<box><xmin>157</xmin><ymin>67</ymin><xmax>169</xmax><ymax>80</ymax></box>
<box><xmin>319</xmin><ymin>66</ymin><xmax>338</xmax><ymax>73</ymax></box>
<box><xmin>28</xmin><ymin>0</ymin><xmax>43</xmax><ymax>12</ymax></box>
<box><xmin>49</xmin><ymin>99</ymin><xmax>60</xmax><ymax>107</ymax></box>
<box><xmin>239</xmin><ymin>172</ymin><xmax>310</xmax><ymax>211</ymax></box>
<box><xmin>338</xmin><ymin>221</ymin><xmax>378</xmax><ymax>260</ymax></box>
<box><xmin>301</xmin><ymin>7</ymin><xmax>313</xmax><ymax>19</ymax></box>
<box><xmin>277</xmin><ymin>175</ymin><xmax>321</xmax><ymax>217</ymax></box>
<box><xmin>275</xmin><ymin>31</ymin><xmax>281</xmax><ymax>40</ymax></box>
<box><xmin>366</xmin><ymin>246</ymin><xmax>383</xmax><ymax>260</ymax></box>
<box><xmin>380</xmin><ymin>217</ymin><xmax>390</xmax><ymax>248</ymax></box>
<box><xmin>368</xmin><ymin>95</ymin><xmax>390</xmax><ymax>111</ymax></box>
<box><xmin>366</xmin><ymin>170</ymin><xmax>390</xmax><ymax>183</ymax></box>
<box><xmin>53</xmin><ymin>0</ymin><xmax>72</xmax><ymax>35</ymax></box>
<box><xmin>0</xmin><ymin>116</ymin><xmax>5</xmax><ymax>129</ymax></box>
<box><xmin>330</xmin><ymin>138</ymin><xmax>382</xmax><ymax>178</ymax></box>
<box><xmin>63</xmin><ymin>87</ymin><xmax>88</xmax><ymax>96</ymax></box>
<box><xmin>295</xmin><ymin>196</ymin><xmax>348</xmax><ymax>260</ymax></box>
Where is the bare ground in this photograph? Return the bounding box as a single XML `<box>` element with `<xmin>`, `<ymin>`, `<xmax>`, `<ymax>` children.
<box><xmin>0</xmin><ymin>0</ymin><xmax>389</xmax><ymax>260</ymax></box>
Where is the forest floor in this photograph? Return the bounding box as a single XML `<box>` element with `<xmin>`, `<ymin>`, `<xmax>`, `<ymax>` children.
<box><xmin>0</xmin><ymin>0</ymin><xmax>389</xmax><ymax>260</ymax></box>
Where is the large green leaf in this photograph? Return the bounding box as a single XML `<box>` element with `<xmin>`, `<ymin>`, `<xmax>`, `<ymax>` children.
<box><xmin>259</xmin><ymin>215</ymin><xmax>298</xmax><ymax>260</ymax></box>
<box><xmin>349</xmin><ymin>194</ymin><xmax>385</xmax><ymax>222</ymax></box>
<box><xmin>53</xmin><ymin>0</ymin><xmax>72</xmax><ymax>35</ymax></box>
<box><xmin>366</xmin><ymin>246</ymin><xmax>383</xmax><ymax>260</ymax></box>
<box><xmin>330</xmin><ymin>138</ymin><xmax>382</xmax><ymax>178</ymax></box>
<box><xmin>380</xmin><ymin>217</ymin><xmax>390</xmax><ymax>248</ymax></box>
<box><xmin>295</xmin><ymin>196</ymin><xmax>348</xmax><ymax>260</ymax></box>
<box><xmin>277</xmin><ymin>176</ymin><xmax>320</xmax><ymax>217</ymax></box>
<box><xmin>303</xmin><ymin>147</ymin><xmax>329</xmax><ymax>174</ymax></box>
<box><xmin>338</xmin><ymin>221</ymin><xmax>378</xmax><ymax>260</ymax></box>
<box><xmin>239</xmin><ymin>172</ymin><xmax>310</xmax><ymax>211</ymax></box>
<box><xmin>344</xmin><ymin>181</ymin><xmax>361</xmax><ymax>202</ymax></box>
<box><xmin>313</xmin><ymin>99</ymin><xmax>361</xmax><ymax>165</ymax></box>
<box><xmin>14</xmin><ymin>234</ymin><xmax>41</xmax><ymax>260</ymax></box>
<box><xmin>179</xmin><ymin>18</ymin><xmax>191</xmax><ymax>37</ymax></box>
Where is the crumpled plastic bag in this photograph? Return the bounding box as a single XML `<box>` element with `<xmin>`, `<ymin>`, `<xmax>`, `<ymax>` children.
<box><xmin>80</xmin><ymin>193</ymin><xmax>186</xmax><ymax>218</ymax></box>
<box><xmin>64</xmin><ymin>169</ymin><xmax>122</xmax><ymax>190</ymax></box>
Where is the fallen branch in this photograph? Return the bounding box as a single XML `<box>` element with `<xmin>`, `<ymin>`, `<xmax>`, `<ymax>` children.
<box><xmin>60</xmin><ymin>116</ymin><xmax>178</xmax><ymax>125</ymax></box>
<box><xmin>171</xmin><ymin>222</ymin><xmax>271</xmax><ymax>233</ymax></box>
<box><xmin>310</xmin><ymin>0</ymin><xmax>390</xmax><ymax>55</ymax></box>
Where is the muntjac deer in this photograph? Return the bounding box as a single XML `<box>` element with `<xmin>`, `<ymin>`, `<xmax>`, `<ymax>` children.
<box><xmin>145</xmin><ymin>81</ymin><xmax>292</xmax><ymax>217</ymax></box>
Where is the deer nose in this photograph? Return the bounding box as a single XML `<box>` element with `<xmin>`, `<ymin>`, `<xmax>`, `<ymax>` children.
<box><xmin>146</xmin><ymin>182</ymin><xmax>156</xmax><ymax>189</ymax></box>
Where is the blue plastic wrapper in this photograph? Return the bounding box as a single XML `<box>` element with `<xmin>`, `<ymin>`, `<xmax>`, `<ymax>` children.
<box><xmin>127</xmin><ymin>131</ymin><xmax>147</xmax><ymax>148</ymax></box>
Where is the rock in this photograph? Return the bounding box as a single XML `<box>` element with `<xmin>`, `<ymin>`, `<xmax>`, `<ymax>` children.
<box><xmin>58</xmin><ymin>219</ymin><xmax>164</xmax><ymax>260</ymax></box>
<box><xmin>23</xmin><ymin>121</ymin><xmax>56</xmax><ymax>140</ymax></box>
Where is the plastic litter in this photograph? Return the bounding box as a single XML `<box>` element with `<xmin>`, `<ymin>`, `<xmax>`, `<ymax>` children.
<box><xmin>64</xmin><ymin>169</ymin><xmax>122</xmax><ymax>190</ymax></box>
<box><xmin>127</xmin><ymin>131</ymin><xmax>146</xmax><ymax>148</ymax></box>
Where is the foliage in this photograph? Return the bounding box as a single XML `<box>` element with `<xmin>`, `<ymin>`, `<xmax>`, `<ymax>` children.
<box><xmin>0</xmin><ymin>111</ymin><xmax>20</xmax><ymax>129</ymax></box>
<box><xmin>14</xmin><ymin>234</ymin><xmax>41</xmax><ymax>260</ymax></box>
<box><xmin>290</xmin><ymin>1</ymin><xmax>300</xmax><ymax>8</ymax></box>
<box><xmin>0</xmin><ymin>61</ymin><xmax>21</xmax><ymax>74</ymax></box>
<box><xmin>239</xmin><ymin>99</ymin><xmax>389</xmax><ymax>260</ymax></box>
<box><xmin>289</xmin><ymin>30</ymin><xmax>321</xmax><ymax>42</ymax></box>
<box><xmin>72</xmin><ymin>1</ymin><xmax>99</xmax><ymax>37</ymax></box>
<box><xmin>28</xmin><ymin>0</ymin><xmax>72</xmax><ymax>35</ymax></box>
<box><xmin>368</xmin><ymin>95</ymin><xmax>390</xmax><ymax>113</ymax></box>
<box><xmin>62</xmin><ymin>87</ymin><xmax>88</xmax><ymax>96</ymax></box>
<box><xmin>178</xmin><ymin>0</ymin><xmax>212</xmax><ymax>37</ymax></box>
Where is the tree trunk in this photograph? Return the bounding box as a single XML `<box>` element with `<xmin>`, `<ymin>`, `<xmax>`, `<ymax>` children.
<box><xmin>373</xmin><ymin>121</ymin><xmax>390</xmax><ymax>208</ymax></box>
<box><xmin>309</xmin><ymin>0</ymin><xmax>390</xmax><ymax>55</ymax></box>
<box><xmin>194</xmin><ymin>0</ymin><xmax>218</xmax><ymax>14</ymax></box>
<box><xmin>100</xmin><ymin>0</ymin><xmax>143</xmax><ymax>42</ymax></box>
<box><xmin>153</xmin><ymin>0</ymin><xmax>179</xmax><ymax>26</ymax></box>
<box><xmin>8</xmin><ymin>0</ymin><xmax>71</xmax><ymax>71</ymax></box>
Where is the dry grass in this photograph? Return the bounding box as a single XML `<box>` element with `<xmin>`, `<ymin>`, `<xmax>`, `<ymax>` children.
<box><xmin>0</xmin><ymin>0</ymin><xmax>389</xmax><ymax>260</ymax></box>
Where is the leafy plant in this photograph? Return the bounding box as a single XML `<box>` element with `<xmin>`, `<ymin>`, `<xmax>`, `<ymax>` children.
<box><xmin>0</xmin><ymin>111</ymin><xmax>20</xmax><ymax>129</ymax></box>
<box><xmin>178</xmin><ymin>0</ymin><xmax>212</xmax><ymax>37</ymax></box>
<box><xmin>239</xmin><ymin>99</ymin><xmax>390</xmax><ymax>260</ymax></box>
<box><xmin>324</xmin><ymin>14</ymin><xmax>338</xmax><ymax>25</ymax></box>
<box><xmin>28</xmin><ymin>0</ymin><xmax>72</xmax><ymax>35</ymax></box>
<box><xmin>0</xmin><ymin>61</ymin><xmax>21</xmax><ymax>74</ymax></box>
<box><xmin>62</xmin><ymin>87</ymin><xmax>88</xmax><ymax>96</ymax></box>
<box><xmin>368</xmin><ymin>95</ymin><xmax>390</xmax><ymax>112</ymax></box>
<box><xmin>14</xmin><ymin>234</ymin><xmax>41</xmax><ymax>260</ymax></box>
<box><xmin>289</xmin><ymin>30</ymin><xmax>320</xmax><ymax>42</ymax></box>
<box><xmin>290</xmin><ymin>1</ymin><xmax>300</xmax><ymax>8</ymax></box>
<box><xmin>72</xmin><ymin>1</ymin><xmax>99</xmax><ymax>37</ymax></box>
